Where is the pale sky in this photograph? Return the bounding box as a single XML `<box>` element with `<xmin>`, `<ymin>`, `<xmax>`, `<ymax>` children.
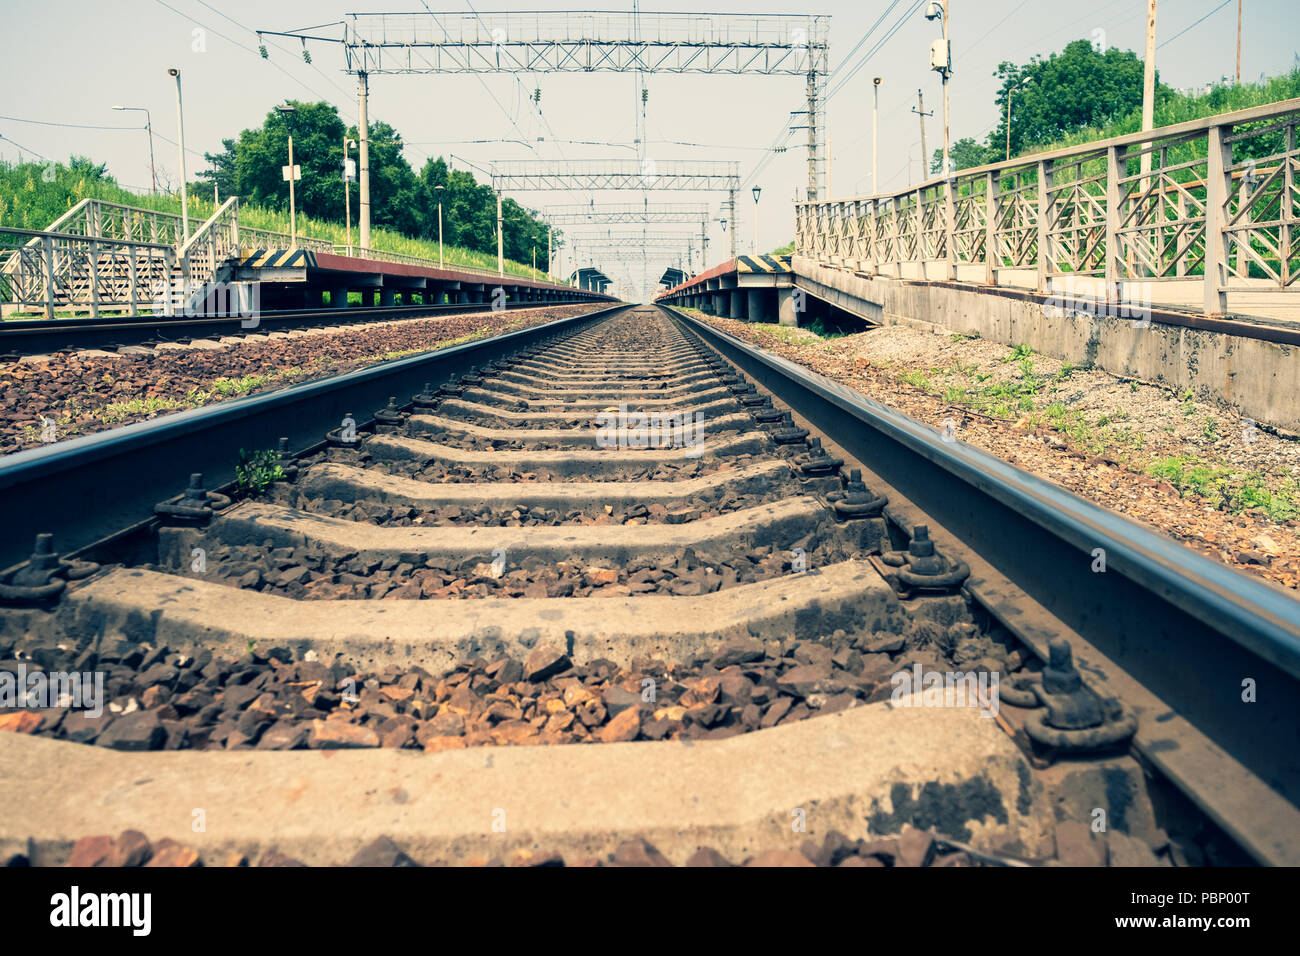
<box><xmin>3</xmin><ymin>1</ymin><xmax>1296</xmax><ymax>299</ymax></box>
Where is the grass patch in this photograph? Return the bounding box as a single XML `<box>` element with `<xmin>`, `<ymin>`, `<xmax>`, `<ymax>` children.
<box><xmin>234</xmin><ymin>448</ymin><xmax>285</xmax><ymax>497</ymax></box>
<box><xmin>211</xmin><ymin>374</ymin><xmax>271</xmax><ymax>397</ymax></box>
<box><xmin>1146</xmin><ymin>455</ymin><xmax>1299</xmax><ymax>521</ymax></box>
<box><xmin>98</xmin><ymin>395</ymin><xmax>186</xmax><ymax>423</ymax></box>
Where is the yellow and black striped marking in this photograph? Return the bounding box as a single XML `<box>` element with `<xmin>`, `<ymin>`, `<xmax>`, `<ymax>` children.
<box><xmin>237</xmin><ymin>249</ymin><xmax>317</xmax><ymax>269</ymax></box>
<box><xmin>735</xmin><ymin>254</ymin><xmax>793</xmax><ymax>274</ymax></box>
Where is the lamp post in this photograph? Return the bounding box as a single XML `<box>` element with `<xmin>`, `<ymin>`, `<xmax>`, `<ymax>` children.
<box><xmin>166</xmin><ymin>68</ymin><xmax>189</xmax><ymax>242</ymax></box>
<box><xmin>872</xmin><ymin>77</ymin><xmax>882</xmax><ymax>193</ymax></box>
<box><xmin>112</xmin><ymin>105</ymin><xmax>157</xmax><ymax>196</ymax></box>
<box><xmin>435</xmin><ymin>184</ymin><xmax>444</xmax><ymax>269</ymax></box>
<box><xmin>497</xmin><ymin>192</ymin><xmax>504</xmax><ymax>277</ymax></box>
<box><xmin>1006</xmin><ymin>76</ymin><xmax>1032</xmax><ymax>161</ymax></box>
<box><xmin>344</xmin><ymin>136</ymin><xmax>356</xmax><ymax>256</ymax></box>
<box><xmin>276</xmin><ymin>104</ymin><xmax>299</xmax><ymax>246</ymax></box>
<box><xmin>751</xmin><ymin>186</ymin><xmax>762</xmax><ymax>255</ymax></box>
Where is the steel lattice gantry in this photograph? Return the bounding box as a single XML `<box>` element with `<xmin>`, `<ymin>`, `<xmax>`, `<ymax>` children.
<box><xmin>261</xmin><ymin>11</ymin><xmax>830</xmax><ymax>250</ymax></box>
<box><xmin>544</xmin><ymin>203</ymin><xmax>711</xmax><ymax>224</ymax></box>
<box><xmin>498</xmin><ymin>161</ymin><xmax>739</xmax><ymax>260</ymax></box>
<box><xmin>491</xmin><ymin>160</ymin><xmax>739</xmax><ymax>192</ymax></box>
<box><xmin>339</xmin><ymin>12</ymin><xmax>827</xmax><ymax>77</ymax></box>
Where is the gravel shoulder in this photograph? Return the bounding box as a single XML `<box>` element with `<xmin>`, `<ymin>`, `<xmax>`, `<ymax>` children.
<box><xmin>686</xmin><ymin>310</ymin><xmax>1300</xmax><ymax>591</ymax></box>
<box><xmin>0</xmin><ymin>304</ymin><xmax>605</xmax><ymax>457</ymax></box>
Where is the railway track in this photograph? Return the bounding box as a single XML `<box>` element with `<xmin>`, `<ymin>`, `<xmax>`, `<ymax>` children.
<box><xmin>0</xmin><ymin>297</ymin><xmax>602</xmax><ymax>360</ymax></box>
<box><xmin>0</xmin><ymin>303</ymin><xmax>1297</xmax><ymax>867</ymax></box>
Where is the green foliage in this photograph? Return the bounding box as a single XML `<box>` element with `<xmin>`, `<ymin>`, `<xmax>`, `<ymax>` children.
<box><xmin>940</xmin><ymin>38</ymin><xmax>1300</xmax><ymax>175</ymax></box>
<box><xmin>1</xmin><ymin>120</ymin><xmax>553</xmax><ymax>281</ymax></box>
<box><xmin>901</xmin><ymin>369</ymin><xmax>933</xmax><ymax>392</ymax></box>
<box><xmin>234</xmin><ymin>448</ymin><xmax>285</xmax><ymax>497</ymax></box>
<box><xmin>1145</xmin><ymin>456</ymin><xmax>1298</xmax><ymax>521</ymax></box>
<box><xmin>196</xmin><ymin>103</ymin><xmax>551</xmax><ymax>269</ymax></box>
<box><xmin>992</xmin><ymin>40</ymin><xmax>1152</xmax><ymax>158</ymax></box>
<box><xmin>940</xmin><ymin>137</ymin><xmax>996</xmax><ymax>173</ymax></box>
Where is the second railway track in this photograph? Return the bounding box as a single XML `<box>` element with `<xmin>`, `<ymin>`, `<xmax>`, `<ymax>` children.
<box><xmin>1</xmin><ymin>303</ymin><xmax>1298</xmax><ymax>867</ymax></box>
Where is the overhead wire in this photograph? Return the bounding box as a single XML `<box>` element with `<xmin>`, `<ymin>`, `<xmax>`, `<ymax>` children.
<box><xmin>1159</xmin><ymin>0</ymin><xmax>1236</xmax><ymax>49</ymax></box>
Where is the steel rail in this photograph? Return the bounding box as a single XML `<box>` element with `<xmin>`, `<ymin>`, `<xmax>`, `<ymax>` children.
<box><xmin>0</xmin><ymin>303</ymin><xmax>628</xmax><ymax>571</ymax></box>
<box><xmin>663</xmin><ymin>304</ymin><xmax>1300</xmax><ymax>863</ymax></box>
<box><xmin>0</xmin><ymin>298</ymin><xmax>608</xmax><ymax>357</ymax></box>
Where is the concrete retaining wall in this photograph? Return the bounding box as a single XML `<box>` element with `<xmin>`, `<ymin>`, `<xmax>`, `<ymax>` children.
<box><xmin>791</xmin><ymin>256</ymin><xmax>1300</xmax><ymax>430</ymax></box>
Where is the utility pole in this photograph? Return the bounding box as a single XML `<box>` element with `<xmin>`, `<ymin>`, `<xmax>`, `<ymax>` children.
<box><xmin>344</xmin><ymin>136</ymin><xmax>356</xmax><ymax>257</ymax></box>
<box><xmin>358</xmin><ymin>71</ymin><xmax>370</xmax><ymax>252</ymax></box>
<box><xmin>806</xmin><ymin>70</ymin><xmax>819</xmax><ymax>202</ymax></box>
<box><xmin>923</xmin><ymin>1</ymin><xmax>951</xmax><ymax>177</ymax></box>
<box><xmin>942</xmin><ymin>0</ymin><xmax>950</xmax><ymax>179</ymax></box>
<box><xmin>912</xmin><ymin>90</ymin><xmax>933</xmax><ymax>179</ymax></box>
<box><xmin>1236</xmin><ymin>0</ymin><xmax>1243</xmax><ymax>83</ymax></box>
<box><xmin>872</xmin><ymin>78</ymin><xmax>882</xmax><ymax>194</ymax></box>
<box><xmin>547</xmin><ymin>225</ymin><xmax>552</xmax><ymax>279</ymax></box>
<box><xmin>727</xmin><ymin>188</ymin><xmax>737</xmax><ymax>260</ymax></box>
<box><xmin>112</xmin><ymin>106</ymin><xmax>157</xmax><ymax>196</ymax></box>
<box><xmin>434</xmin><ymin>183</ymin><xmax>444</xmax><ymax>268</ymax></box>
<box><xmin>701</xmin><ymin>219</ymin><xmax>708</xmax><ymax>270</ymax></box>
<box><xmin>276</xmin><ymin>105</ymin><xmax>299</xmax><ymax>246</ymax></box>
<box><xmin>1141</xmin><ymin>0</ymin><xmax>1158</xmax><ymax>181</ymax></box>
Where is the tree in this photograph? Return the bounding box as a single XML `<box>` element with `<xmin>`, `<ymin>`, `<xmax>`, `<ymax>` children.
<box><xmin>989</xmin><ymin>39</ymin><xmax>1162</xmax><ymax>157</ymax></box>
<box><xmin>354</xmin><ymin>119</ymin><xmax>417</xmax><ymax>237</ymax></box>
<box><xmin>233</xmin><ymin>101</ymin><xmax>348</xmax><ymax>221</ymax></box>
<box><xmin>933</xmin><ymin>137</ymin><xmax>992</xmax><ymax>174</ymax></box>
<box><xmin>196</xmin><ymin>138</ymin><xmax>238</xmax><ymax>200</ymax></box>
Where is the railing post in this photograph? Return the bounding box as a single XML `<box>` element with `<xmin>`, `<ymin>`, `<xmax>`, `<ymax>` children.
<box><xmin>984</xmin><ymin>171</ymin><xmax>997</xmax><ymax>286</ymax></box>
<box><xmin>41</xmin><ymin>235</ymin><xmax>56</xmax><ymax>320</ymax></box>
<box><xmin>1036</xmin><ymin>160</ymin><xmax>1050</xmax><ymax>292</ymax></box>
<box><xmin>1105</xmin><ymin>144</ymin><xmax>1122</xmax><ymax>308</ymax></box>
<box><xmin>890</xmin><ymin>197</ymin><xmax>902</xmax><ymax>276</ymax></box>
<box><xmin>914</xmin><ymin>188</ymin><xmax>923</xmax><ymax>276</ymax></box>
<box><xmin>128</xmin><ymin>244</ymin><xmax>139</xmax><ymax>313</ymax></box>
<box><xmin>1285</xmin><ymin>122</ymin><xmax>1296</xmax><ymax>287</ymax></box>
<box><xmin>868</xmin><ymin>197</ymin><xmax>878</xmax><ymax>273</ymax></box>
<box><xmin>89</xmin><ymin>239</ymin><xmax>100</xmax><ymax>318</ymax></box>
<box><xmin>1176</xmin><ymin>192</ymin><xmax>1187</xmax><ymax>276</ymax></box>
<box><xmin>944</xmin><ymin>178</ymin><xmax>956</xmax><ymax>280</ymax></box>
<box><xmin>1203</xmin><ymin>122</ymin><xmax>1231</xmax><ymax>315</ymax></box>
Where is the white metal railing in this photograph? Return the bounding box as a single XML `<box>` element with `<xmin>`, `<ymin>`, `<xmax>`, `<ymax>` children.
<box><xmin>2</xmin><ymin>193</ymin><xmax>570</xmax><ymax>317</ymax></box>
<box><xmin>25</xmin><ymin>198</ymin><xmax>189</xmax><ymax>248</ymax></box>
<box><xmin>332</xmin><ymin>244</ymin><xmax>546</xmax><ymax>281</ymax></box>
<box><xmin>795</xmin><ymin>97</ymin><xmax>1300</xmax><ymax>317</ymax></box>
<box><xmin>0</xmin><ymin>225</ymin><xmax>175</xmax><ymax>318</ymax></box>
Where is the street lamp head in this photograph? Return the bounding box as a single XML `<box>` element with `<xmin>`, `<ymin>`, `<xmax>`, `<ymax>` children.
<box><xmin>752</xmin><ymin>186</ymin><xmax>762</xmax><ymax>203</ymax></box>
<box><xmin>873</xmin><ymin>77</ymin><xmax>883</xmax><ymax>86</ymax></box>
<box><xmin>276</xmin><ymin>104</ymin><xmax>297</xmax><ymax>113</ymax></box>
<box><xmin>924</xmin><ymin>2</ymin><xmax>943</xmax><ymax>20</ymax></box>
<box><xmin>435</xmin><ymin>184</ymin><xmax>444</xmax><ymax>191</ymax></box>
<box><xmin>167</xmin><ymin>68</ymin><xmax>179</xmax><ymax>77</ymax></box>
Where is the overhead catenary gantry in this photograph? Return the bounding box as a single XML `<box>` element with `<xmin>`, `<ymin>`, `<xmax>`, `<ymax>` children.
<box><xmin>544</xmin><ymin>203</ymin><xmax>710</xmax><ymax>225</ymax></box>
<box><xmin>547</xmin><ymin>202</ymin><xmax>714</xmax><ymax>270</ymax></box>
<box><xmin>496</xmin><ymin>160</ymin><xmax>740</xmax><ymax>263</ymax></box>
<box><xmin>262</xmin><ymin>11</ymin><xmax>830</xmax><ymax>255</ymax></box>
